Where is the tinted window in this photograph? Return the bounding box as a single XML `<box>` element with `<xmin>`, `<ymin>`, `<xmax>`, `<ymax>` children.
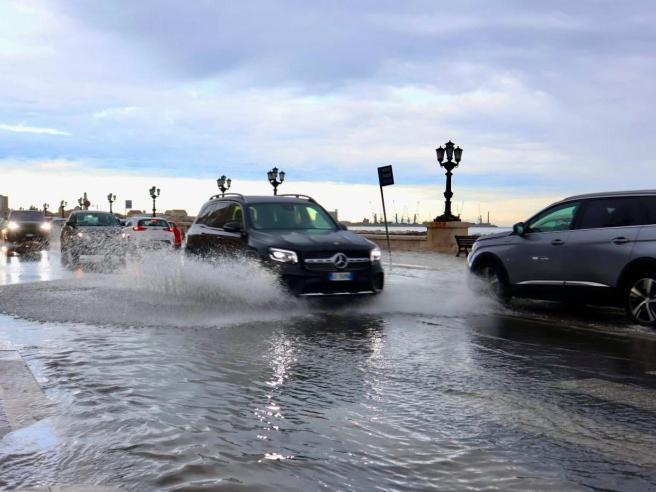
<box><xmin>527</xmin><ymin>201</ymin><xmax>579</xmax><ymax>233</ymax></box>
<box><xmin>10</xmin><ymin>211</ymin><xmax>44</xmax><ymax>221</ymax></box>
<box><xmin>578</xmin><ymin>198</ymin><xmax>642</xmax><ymax>229</ymax></box>
<box><xmin>137</xmin><ymin>218</ymin><xmax>169</xmax><ymax>228</ymax></box>
<box><xmin>69</xmin><ymin>212</ymin><xmax>120</xmax><ymax>226</ymax></box>
<box><xmin>639</xmin><ymin>196</ymin><xmax>656</xmax><ymax>225</ymax></box>
<box><xmin>247</xmin><ymin>203</ymin><xmax>336</xmax><ymax>231</ymax></box>
<box><xmin>202</xmin><ymin>202</ymin><xmax>242</xmax><ymax>229</ymax></box>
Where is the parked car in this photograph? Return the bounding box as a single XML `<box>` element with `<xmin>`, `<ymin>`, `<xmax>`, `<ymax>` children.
<box><xmin>1</xmin><ymin>210</ymin><xmax>50</xmax><ymax>254</ymax></box>
<box><xmin>60</xmin><ymin>211</ymin><xmax>124</xmax><ymax>267</ymax></box>
<box><xmin>121</xmin><ymin>216</ymin><xmax>175</xmax><ymax>252</ymax></box>
<box><xmin>468</xmin><ymin>190</ymin><xmax>656</xmax><ymax>327</ymax></box>
<box><xmin>185</xmin><ymin>193</ymin><xmax>384</xmax><ymax>296</ymax></box>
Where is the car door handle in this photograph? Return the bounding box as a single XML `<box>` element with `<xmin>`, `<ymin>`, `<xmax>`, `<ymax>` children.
<box><xmin>551</xmin><ymin>239</ymin><xmax>564</xmax><ymax>246</ymax></box>
<box><xmin>611</xmin><ymin>237</ymin><xmax>630</xmax><ymax>245</ymax></box>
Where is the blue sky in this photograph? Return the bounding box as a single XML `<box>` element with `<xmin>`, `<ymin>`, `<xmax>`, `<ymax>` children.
<box><xmin>1</xmin><ymin>1</ymin><xmax>655</xmax><ymax>223</ymax></box>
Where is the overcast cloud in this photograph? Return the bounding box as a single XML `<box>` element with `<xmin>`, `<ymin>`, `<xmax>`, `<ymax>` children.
<box><xmin>1</xmin><ymin>0</ymin><xmax>655</xmax><ymax>222</ymax></box>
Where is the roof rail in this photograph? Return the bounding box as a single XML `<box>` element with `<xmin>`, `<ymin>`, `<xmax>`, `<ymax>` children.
<box><xmin>209</xmin><ymin>192</ymin><xmax>245</xmax><ymax>201</ymax></box>
<box><xmin>277</xmin><ymin>194</ymin><xmax>317</xmax><ymax>203</ymax></box>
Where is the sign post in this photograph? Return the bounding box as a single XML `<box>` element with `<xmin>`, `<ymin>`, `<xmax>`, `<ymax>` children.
<box><xmin>377</xmin><ymin>165</ymin><xmax>394</xmax><ymax>263</ymax></box>
<box><xmin>125</xmin><ymin>199</ymin><xmax>132</xmax><ymax>216</ymax></box>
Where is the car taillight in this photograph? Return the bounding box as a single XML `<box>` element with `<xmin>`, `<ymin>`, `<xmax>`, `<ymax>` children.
<box><xmin>133</xmin><ymin>225</ymin><xmax>146</xmax><ymax>231</ymax></box>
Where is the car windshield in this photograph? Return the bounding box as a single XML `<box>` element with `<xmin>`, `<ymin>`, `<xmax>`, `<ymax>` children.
<box><xmin>10</xmin><ymin>211</ymin><xmax>44</xmax><ymax>221</ymax></box>
<box><xmin>70</xmin><ymin>212</ymin><xmax>120</xmax><ymax>226</ymax></box>
<box><xmin>247</xmin><ymin>202</ymin><xmax>336</xmax><ymax>231</ymax></box>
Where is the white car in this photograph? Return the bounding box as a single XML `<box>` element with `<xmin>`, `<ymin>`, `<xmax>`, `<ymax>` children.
<box><xmin>122</xmin><ymin>216</ymin><xmax>175</xmax><ymax>251</ymax></box>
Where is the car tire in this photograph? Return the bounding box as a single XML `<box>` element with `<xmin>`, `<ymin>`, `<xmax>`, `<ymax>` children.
<box><xmin>624</xmin><ymin>270</ymin><xmax>656</xmax><ymax>328</ymax></box>
<box><xmin>473</xmin><ymin>261</ymin><xmax>511</xmax><ymax>302</ymax></box>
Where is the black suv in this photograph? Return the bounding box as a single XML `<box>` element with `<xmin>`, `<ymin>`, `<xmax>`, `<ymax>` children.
<box><xmin>185</xmin><ymin>194</ymin><xmax>384</xmax><ymax>296</ymax></box>
<box><xmin>1</xmin><ymin>210</ymin><xmax>51</xmax><ymax>254</ymax></box>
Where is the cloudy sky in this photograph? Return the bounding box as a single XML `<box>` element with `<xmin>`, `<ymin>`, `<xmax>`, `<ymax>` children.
<box><xmin>1</xmin><ymin>0</ymin><xmax>655</xmax><ymax>224</ymax></box>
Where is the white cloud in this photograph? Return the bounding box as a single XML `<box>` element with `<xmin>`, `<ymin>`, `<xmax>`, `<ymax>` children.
<box><xmin>0</xmin><ymin>123</ymin><xmax>70</xmax><ymax>136</ymax></box>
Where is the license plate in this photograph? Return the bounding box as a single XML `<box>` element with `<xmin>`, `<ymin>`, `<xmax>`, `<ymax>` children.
<box><xmin>329</xmin><ymin>272</ymin><xmax>354</xmax><ymax>281</ymax></box>
<box><xmin>25</xmin><ymin>233</ymin><xmax>34</xmax><ymax>238</ymax></box>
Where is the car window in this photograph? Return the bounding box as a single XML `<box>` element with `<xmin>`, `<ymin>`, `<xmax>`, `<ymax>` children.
<box><xmin>639</xmin><ymin>196</ymin><xmax>656</xmax><ymax>225</ymax></box>
<box><xmin>527</xmin><ymin>201</ymin><xmax>579</xmax><ymax>233</ymax></box>
<box><xmin>577</xmin><ymin>197</ymin><xmax>642</xmax><ymax>229</ymax></box>
<box><xmin>203</xmin><ymin>201</ymin><xmax>241</xmax><ymax>229</ymax></box>
<box><xmin>248</xmin><ymin>203</ymin><xmax>336</xmax><ymax>231</ymax></box>
<box><xmin>9</xmin><ymin>211</ymin><xmax>44</xmax><ymax>221</ymax></box>
<box><xmin>137</xmin><ymin>218</ymin><xmax>169</xmax><ymax>227</ymax></box>
<box><xmin>69</xmin><ymin>213</ymin><xmax>120</xmax><ymax>226</ymax></box>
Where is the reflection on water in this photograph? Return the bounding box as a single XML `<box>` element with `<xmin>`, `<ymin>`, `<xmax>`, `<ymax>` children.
<box><xmin>0</xmin><ymin>313</ymin><xmax>655</xmax><ymax>490</ymax></box>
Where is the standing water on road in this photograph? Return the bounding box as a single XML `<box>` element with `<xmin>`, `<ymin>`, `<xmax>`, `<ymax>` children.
<box><xmin>0</xmin><ymin>251</ymin><xmax>655</xmax><ymax>490</ymax></box>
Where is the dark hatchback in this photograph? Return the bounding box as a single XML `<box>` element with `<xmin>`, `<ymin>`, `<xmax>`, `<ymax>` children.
<box><xmin>60</xmin><ymin>211</ymin><xmax>124</xmax><ymax>267</ymax></box>
<box><xmin>1</xmin><ymin>210</ymin><xmax>50</xmax><ymax>254</ymax></box>
<box><xmin>185</xmin><ymin>194</ymin><xmax>384</xmax><ymax>295</ymax></box>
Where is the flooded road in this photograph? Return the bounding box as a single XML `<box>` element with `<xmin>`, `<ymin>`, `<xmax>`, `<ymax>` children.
<box><xmin>0</xmin><ymin>250</ymin><xmax>655</xmax><ymax>491</ymax></box>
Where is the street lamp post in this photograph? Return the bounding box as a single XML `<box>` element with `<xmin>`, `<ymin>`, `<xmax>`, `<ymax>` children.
<box><xmin>59</xmin><ymin>200</ymin><xmax>67</xmax><ymax>218</ymax></box>
<box><xmin>78</xmin><ymin>192</ymin><xmax>90</xmax><ymax>210</ymax></box>
<box><xmin>217</xmin><ymin>175</ymin><xmax>232</xmax><ymax>196</ymax></box>
<box><xmin>434</xmin><ymin>140</ymin><xmax>463</xmax><ymax>222</ymax></box>
<box><xmin>107</xmin><ymin>193</ymin><xmax>116</xmax><ymax>213</ymax></box>
<box><xmin>149</xmin><ymin>186</ymin><xmax>160</xmax><ymax>217</ymax></box>
<box><xmin>267</xmin><ymin>167</ymin><xmax>285</xmax><ymax>195</ymax></box>
<box><xmin>43</xmin><ymin>203</ymin><xmax>49</xmax><ymax>214</ymax></box>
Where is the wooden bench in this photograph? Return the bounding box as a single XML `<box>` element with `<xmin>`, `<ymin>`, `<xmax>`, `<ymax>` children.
<box><xmin>455</xmin><ymin>235</ymin><xmax>479</xmax><ymax>257</ymax></box>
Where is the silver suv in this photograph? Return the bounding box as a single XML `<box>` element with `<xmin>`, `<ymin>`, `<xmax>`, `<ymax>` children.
<box><xmin>468</xmin><ymin>190</ymin><xmax>656</xmax><ymax>327</ymax></box>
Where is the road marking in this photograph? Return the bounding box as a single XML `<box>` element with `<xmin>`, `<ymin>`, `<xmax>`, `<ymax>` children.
<box><xmin>558</xmin><ymin>378</ymin><xmax>656</xmax><ymax>412</ymax></box>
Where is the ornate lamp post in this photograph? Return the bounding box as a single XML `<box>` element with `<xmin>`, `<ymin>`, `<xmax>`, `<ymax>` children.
<box><xmin>43</xmin><ymin>203</ymin><xmax>49</xmax><ymax>214</ymax></box>
<box><xmin>217</xmin><ymin>175</ymin><xmax>232</xmax><ymax>196</ymax></box>
<box><xmin>59</xmin><ymin>200</ymin><xmax>67</xmax><ymax>218</ymax></box>
<box><xmin>107</xmin><ymin>193</ymin><xmax>116</xmax><ymax>213</ymax></box>
<box><xmin>149</xmin><ymin>186</ymin><xmax>160</xmax><ymax>217</ymax></box>
<box><xmin>78</xmin><ymin>192</ymin><xmax>90</xmax><ymax>210</ymax></box>
<box><xmin>434</xmin><ymin>140</ymin><xmax>463</xmax><ymax>222</ymax></box>
<box><xmin>267</xmin><ymin>167</ymin><xmax>285</xmax><ymax>196</ymax></box>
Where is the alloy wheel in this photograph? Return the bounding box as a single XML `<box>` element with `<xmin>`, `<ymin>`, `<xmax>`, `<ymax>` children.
<box><xmin>628</xmin><ymin>277</ymin><xmax>656</xmax><ymax>324</ymax></box>
<box><xmin>479</xmin><ymin>265</ymin><xmax>501</xmax><ymax>296</ymax></box>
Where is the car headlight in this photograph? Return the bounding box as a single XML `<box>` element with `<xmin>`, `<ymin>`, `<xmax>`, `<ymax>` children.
<box><xmin>40</xmin><ymin>222</ymin><xmax>52</xmax><ymax>231</ymax></box>
<box><xmin>370</xmin><ymin>246</ymin><xmax>382</xmax><ymax>262</ymax></box>
<box><xmin>76</xmin><ymin>232</ymin><xmax>85</xmax><ymax>238</ymax></box>
<box><xmin>269</xmin><ymin>247</ymin><xmax>298</xmax><ymax>264</ymax></box>
<box><xmin>7</xmin><ymin>221</ymin><xmax>19</xmax><ymax>231</ymax></box>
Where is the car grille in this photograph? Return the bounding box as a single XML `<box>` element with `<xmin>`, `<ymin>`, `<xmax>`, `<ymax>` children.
<box><xmin>303</xmin><ymin>251</ymin><xmax>370</xmax><ymax>271</ymax></box>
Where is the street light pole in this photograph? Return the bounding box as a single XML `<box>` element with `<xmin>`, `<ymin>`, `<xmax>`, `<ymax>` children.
<box><xmin>434</xmin><ymin>140</ymin><xmax>463</xmax><ymax>222</ymax></box>
<box><xmin>59</xmin><ymin>200</ymin><xmax>67</xmax><ymax>218</ymax></box>
<box><xmin>149</xmin><ymin>186</ymin><xmax>160</xmax><ymax>217</ymax></box>
<box><xmin>217</xmin><ymin>175</ymin><xmax>232</xmax><ymax>196</ymax></box>
<box><xmin>107</xmin><ymin>193</ymin><xmax>116</xmax><ymax>214</ymax></box>
<box><xmin>267</xmin><ymin>167</ymin><xmax>285</xmax><ymax>195</ymax></box>
<box><xmin>43</xmin><ymin>203</ymin><xmax>49</xmax><ymax>214</ymax></box>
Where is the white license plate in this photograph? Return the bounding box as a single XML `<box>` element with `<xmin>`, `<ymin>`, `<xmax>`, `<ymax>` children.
<box><xmin>329</xmin><ymin>272</ymin><xmax>354</xmax><ymax>281</ymax></box>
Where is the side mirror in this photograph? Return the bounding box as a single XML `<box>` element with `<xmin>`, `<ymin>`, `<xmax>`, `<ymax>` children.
<box><xmin>513</xmin><ymin>222</ymin><xmax>527</xmax><ymax>236</ymax></box>
<box><xmin>338</xmin><ymin>223</ymin><xmax>348</xmax><ymax>231</ymax></box>
<box><xmin>223</xmin><ymin>221</ymin><xmax>243</xmax><ymax>233</ymax></box>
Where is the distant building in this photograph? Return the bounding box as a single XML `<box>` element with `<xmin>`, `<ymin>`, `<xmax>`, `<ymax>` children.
<box><xmin>0</xmin><ymin>195</ymin><xmax>8</xmax><ymax>218</ymax></box>
<box><xmin>328</xmin><ymin>210</ymin><xmax>339</xmax><ymax>222</ymax></box>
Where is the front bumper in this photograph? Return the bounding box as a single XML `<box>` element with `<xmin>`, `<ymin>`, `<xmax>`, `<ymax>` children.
<box><xmin>275</xmin><ymin>261</ymin><xmax>385</xmax><ymax>296</ymax></box>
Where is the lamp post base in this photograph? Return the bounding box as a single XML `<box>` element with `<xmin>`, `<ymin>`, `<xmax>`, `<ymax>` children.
<box><xmin>433</xmin><ymin>213</ymin><xmax>461</xmax><ymax>222</ymax></box>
